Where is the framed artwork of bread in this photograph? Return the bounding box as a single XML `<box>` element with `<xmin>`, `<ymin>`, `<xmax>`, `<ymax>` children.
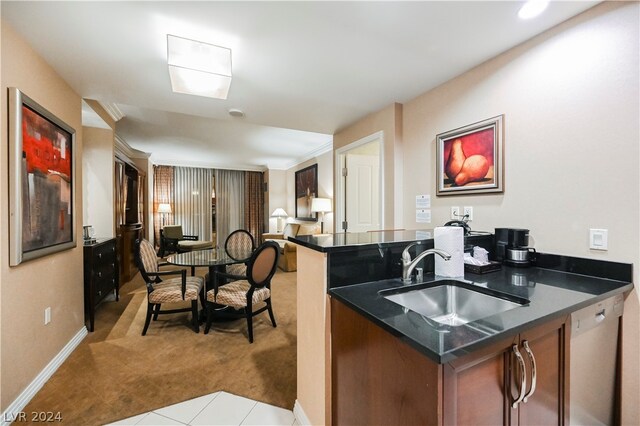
<box><xmin>436</xmin><ymin>115</ymin><xmax>504</xmax><ymax>196</ymax></box>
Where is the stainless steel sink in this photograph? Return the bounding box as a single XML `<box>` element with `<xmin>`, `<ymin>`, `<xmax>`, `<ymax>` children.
<box><xmin>380</xmin><ymin>280</ymin><xmax>529</xmax><ymax>326</ymax></box>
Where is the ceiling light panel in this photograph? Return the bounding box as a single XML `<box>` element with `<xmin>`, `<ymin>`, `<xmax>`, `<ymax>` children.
<box><xmin>167</xmin><ymin>34</ymin><xmax>232</xmax><ymax>99</ymax></box>
<box><xmin>518</xmin><ymin>0</ymin><xmax>550</xmax><ymax>20</ymax></box>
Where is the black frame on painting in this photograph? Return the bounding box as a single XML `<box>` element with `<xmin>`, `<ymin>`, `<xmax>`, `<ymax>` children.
<box><xmin>8</xmin><ymin>87</ymin><xmax>77</xmax><ymax>266</ymax></box>
<box><xmin>295</xmin><ymin>164</ymin><xmax>318</xmax><ymax>221</ymax></box>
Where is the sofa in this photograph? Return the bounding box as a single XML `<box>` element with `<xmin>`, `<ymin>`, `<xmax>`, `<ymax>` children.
<box><xmin>263</xmin><ymin>222</ymin><xmax>319</xmax><ymax>272</ymax></box>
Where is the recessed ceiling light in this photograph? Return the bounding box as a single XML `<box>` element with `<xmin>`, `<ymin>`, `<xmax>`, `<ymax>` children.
<box><xmin>228</xmin><ymin>108</ymin><xmax>245</xmax><ymax>118</ymax></box>
<box><xmin>518</xmin><ymin>0</ymin><xmax>549</xmax><ymax>20</ymax></box>
<box><xmin>167</xmin><ymin>34</ymin><xmax>232</xmax><ymax>99</ymax></box>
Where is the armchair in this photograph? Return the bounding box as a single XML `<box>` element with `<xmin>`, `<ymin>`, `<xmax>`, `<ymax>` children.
<box><xmin>158</xmin><ymin>225</ymin><xmax>213</xmax><ymax>257</ymax></box>
<box><xmin>262</xmin><ymin>222</ymin><xmax>319</xmax><ymax>272</ymax></box>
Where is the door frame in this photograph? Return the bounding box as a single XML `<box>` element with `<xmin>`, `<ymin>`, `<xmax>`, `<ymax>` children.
<box><xmin>335</xmin><ymin>131</ymin><xmax>385</xmax><ymax>232</ymax></box>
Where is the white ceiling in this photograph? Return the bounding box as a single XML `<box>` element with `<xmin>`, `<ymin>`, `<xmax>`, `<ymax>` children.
<box><xmin>2</xmin><ymin>1</ymin><xmax>598</xmax><ymax>170</ymax></box>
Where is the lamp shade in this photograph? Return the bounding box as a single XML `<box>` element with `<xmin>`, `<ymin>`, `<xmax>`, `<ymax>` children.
<box><xmin>158</xmin><ymin>203</ymin><xmax>172</xmax><ymax>213</ymax></box>
<box><xmin>311</xmin><ymin>198</ymin><xmax>332</xmax><ymax>213</ymax></box>
<box><xmin>271</xmin><ymin>208</ymin><xmax>288</xmax><ymax>218</ymax></box>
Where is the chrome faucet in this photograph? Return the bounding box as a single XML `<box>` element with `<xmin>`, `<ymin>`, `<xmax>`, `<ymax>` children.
<box><xmin>401</xmin><ymin>243</ymin><xmax>451</xmax><ymax>283</ymax></box>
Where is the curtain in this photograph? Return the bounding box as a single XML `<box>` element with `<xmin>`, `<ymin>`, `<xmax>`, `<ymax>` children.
<box><xmin>153</xmin><ymin>165</ymin><xmax>174</xmax><ymax>244</ymax></box>
<box><xmin>174</xmin><ymin>166</ymin><xmax>213</xmax><ymax>241</ymax></box>
<box><xmin>215</xmin><ymin>169</ymin><xmax>245</xmax><ymax>247</ymax></box>
<box><xmin>244</xmin><ymin>171</ymin><xmax>264</xmax><ymax>241</ymax></box>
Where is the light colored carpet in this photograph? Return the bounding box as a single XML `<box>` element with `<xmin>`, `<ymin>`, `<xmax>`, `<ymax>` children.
<box><xmin>21</xmin><ymin>268</ymin><xmax>297</xmax><ymax>425</ymax></box>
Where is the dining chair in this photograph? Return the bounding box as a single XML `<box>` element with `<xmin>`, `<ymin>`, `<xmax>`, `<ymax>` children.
<box><xmin>224</xmin><ymin>229</ymin><xmax>256</xmax><ymax>276</ymax></box>
<box><xmin>136</xmin><ymin>239</ymin><xmax>204</xmax><ymax>335</ymax></box>
<box><xmin>204</xmin><ymin>241</ymin><xmax>280</xmax><ymax>343</ymax></box>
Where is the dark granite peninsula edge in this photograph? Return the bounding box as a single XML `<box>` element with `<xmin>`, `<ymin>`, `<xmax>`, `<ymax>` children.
<box><xmin>289</xmin><ymin>229</ymin><xmax>494</xmax><ymax>289</ymax></box>
<box><xmin>329</xmin><ymin>266</ymin><xmax>633</xmax><ymax>364</ymax></box>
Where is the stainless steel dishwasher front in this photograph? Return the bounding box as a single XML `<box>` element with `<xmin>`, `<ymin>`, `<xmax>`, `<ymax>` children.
<box><xmin>570</xmin><ymin>294</ymin><xmax>624</xmax><ymax>425</ymax></box>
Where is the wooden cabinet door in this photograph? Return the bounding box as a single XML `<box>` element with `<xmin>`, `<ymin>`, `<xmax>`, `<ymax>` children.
<box><xmin>516</xmin><ymin>316</ymin><xmax>569</xmax><ymax>426</ymax></box>
<box><xmin>331</xmin><ymin>298</ymin><xmax>441</xmax><ymax>426</ymax></box>
<box><xmin>443</xmin><ymin>334</ymin><xmax>517</xmax><ymax>425</ymax></box>
<box><xmin>445</xmin><ymin>316</ymin><xmax>568</xmax><ymax>426</ymax></box>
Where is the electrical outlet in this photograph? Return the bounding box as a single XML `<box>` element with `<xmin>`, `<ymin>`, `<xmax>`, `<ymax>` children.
<box><xmin>44</xmin><ymin>307</ymin><xmax>51</xmax><ymax>325</ymax></box>
<box><xmin>463</xmin><ymin>206</ymin><xmax>473</xmax><ymax>221</ymax></box>
<box><xmin>450</xmin><ymin>206</ymin><xmax>460</xmax><ymax>219</ymax></box>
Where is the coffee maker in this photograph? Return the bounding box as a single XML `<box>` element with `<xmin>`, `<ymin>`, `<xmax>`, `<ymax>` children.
<box><xmin>494</xmin><ymin>228</ymin><xmax>536</xmax><ymax>267</ymax></box>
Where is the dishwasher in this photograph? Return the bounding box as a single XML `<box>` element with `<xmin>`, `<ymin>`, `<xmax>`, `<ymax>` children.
<box><xmin>570</xmin><ymin>294</ymin><xmax>624</xmax><ymax>425</ymax></box>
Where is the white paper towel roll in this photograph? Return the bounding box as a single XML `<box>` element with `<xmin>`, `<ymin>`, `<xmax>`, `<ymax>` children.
<box><xmin>434</xmin><ymin>226</ymin><xmax>464</xmax><ymax>277</ymax></box>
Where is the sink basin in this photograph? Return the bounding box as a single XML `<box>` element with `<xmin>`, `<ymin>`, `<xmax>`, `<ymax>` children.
<box><xmin>380</xmin><ymin>280</ymin><xmax>529</xmax><ymax>326</ymax></box>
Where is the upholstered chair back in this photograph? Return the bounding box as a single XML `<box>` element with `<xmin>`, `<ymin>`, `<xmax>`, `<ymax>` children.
<box><xmin>247</xmin><ymin>242</ymin><xmax>280</xmax><ymax>288</ymax></box>
<box><xmin>139</xmin><ymin>239</ymin><xmax>159</xmax><ymax>273</ymax></box>
<box><xmin>282</xmin><ymin>223</ymin><xmax>300</xmax><ymax>238</ymax></box>
<box><xmin>163</xmin><ymin>225</ymin><xmax>184</xmax><ymax>240</ymax></box>
<box><xmin>225</xmin><ymin>230</ymin><xmax>256</xmax><ymax>260</ymax></box>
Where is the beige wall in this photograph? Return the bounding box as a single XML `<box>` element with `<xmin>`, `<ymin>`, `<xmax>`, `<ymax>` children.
<box><xmin>399</xmin><ymin>2</ymin><xmax>639</xmax><ymax>422</ymax></box>
<box><xmin>82</xmin><ymin>127</ymin><xmax>115</xmax><ymax>238</ymax></box>
<box><xmin>1</xmin><ymin>22</ymin><xmax>85</xmax><ymax>410</ymax></box>
<box><xmin>285</xmin><ymin>150</ymin><xmax>334</xmax><ymax>233</ymax></box>
<box><xmin>333</xmin><ymin>103</ymin><xmax>402</xmax><ymax>230</ymax></box>
<box><xmin>266</xmin><ymin>169</ymin><xmax>287</xmax><ymax>233</ymax></box>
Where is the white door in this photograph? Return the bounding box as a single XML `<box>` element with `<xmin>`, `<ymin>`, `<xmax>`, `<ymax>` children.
<box><xmin>345</xmin><ymin>157</ymin><xmax>380</xmax><ymax>233</ymax></box>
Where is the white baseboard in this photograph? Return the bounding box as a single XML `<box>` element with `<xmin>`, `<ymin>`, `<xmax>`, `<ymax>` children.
<box><xmin>1</xmin><ymin>326</ymin><xmax>87</xmax><ymax>426</ymax></box>
<box><xmin>293</xmin><ymin>399</ymin><xmax>312</xmax><ymax>426</ymax></box>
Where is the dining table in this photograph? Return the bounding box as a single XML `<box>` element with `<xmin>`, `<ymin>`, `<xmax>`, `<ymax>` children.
<box><xmin>166</xmin><ymin>246</ymin><xmax>253</xmax><ymax>287</ymax></box>
<box><xmin>166</xmin><ymin>247</ymin><xmax>253</xmax><ymax>321</ymax></box>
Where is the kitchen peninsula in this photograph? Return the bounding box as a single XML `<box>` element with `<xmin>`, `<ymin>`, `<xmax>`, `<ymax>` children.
<box><xmin>292</xmin><ymin>230</ymin><xmax>633</xmax><ymax>425</ymax></box>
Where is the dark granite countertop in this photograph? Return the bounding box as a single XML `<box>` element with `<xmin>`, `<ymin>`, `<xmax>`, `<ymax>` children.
<box><xmin>329</xmin><ymin>265</ymin><xmax>633</xmax><ymax>364</ymax></box>
<box><xmin>290</xmin><ymin>229</ymin><xmax>492</xmax><ymax>253</ymax></box>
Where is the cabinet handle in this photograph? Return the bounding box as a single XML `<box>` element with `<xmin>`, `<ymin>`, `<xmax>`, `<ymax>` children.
<box><xmin>98</xmin><ymin>253</ymin><xmax>102</xmax><ymax>259</ymax></box>
<box><xmin>522</xmin><ymin>340</ymin><xmax>537</xmax><ymax>403</ymax></box>
<box><xmin>97</xmin><ymin>272</ymin><xmax>102</xmax><ymax>278</ymax></box>
<box><xmin>512</xmin><ymin>344</ymin><xmax>527</xmax><ymax>409</ymax></box>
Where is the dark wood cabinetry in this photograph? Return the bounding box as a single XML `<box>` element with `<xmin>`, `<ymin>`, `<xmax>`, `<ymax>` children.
<box><xmin>444</xmin><ymin>315</ymin><xmax>569</xmax><ymax>425</ymax></box>
<box><xmin>115</xmin><ymin>157</ymin><xmax>146</xmax><ymax>285</ymax></box>
<box><xmin>119</xmin><ymin>223</ymin><xmax>143</xmax><ymax>283</ymax></box>
<box><xmin>83</xmin><ymin>238</ymin><xmax>119</xmax><ymax>332</ymax></box>
<box><xmin>331</xmin><ymin>298</ymin><xmax>569</xmax><ymax>425</ymax></box>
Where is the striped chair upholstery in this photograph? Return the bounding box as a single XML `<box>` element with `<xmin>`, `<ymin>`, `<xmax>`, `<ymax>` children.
<box><xmin>224</xmin><ymin>230</ymin><xmax>256</xmax><ymax>277</ymax></box>
<box><xmin>206</xmin><ymin>281</ymin><xmax>270</xmax><ymax>308</ymax></box>
<box><xmin>205</xmin><ymin>241</ymin><xmax>279</xmax><ymax>343</ymax></box>
<box><xmin>136</xmin><ymin>239</ymin><xmax>204</xmax><ymax>336</ymax></box>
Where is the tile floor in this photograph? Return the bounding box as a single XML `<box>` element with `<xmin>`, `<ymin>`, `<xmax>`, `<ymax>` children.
<box><xmin>107</xmin><ymin>391</ymin><xmax>297</xmax><ymax>426</ymax></box>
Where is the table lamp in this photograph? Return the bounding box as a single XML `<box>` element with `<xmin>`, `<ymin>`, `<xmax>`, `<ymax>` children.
<box><xmin>158</xmin><ymin>203</ymin><xmax>172</xmax><ymax>228</ymax></box>
<box><xmin>311</xmin><ymin>198</ymin><xmax>332</xmax><ymax>234</ymax></box>
<box><xmin>271</xmin><ymin>208</ymin><xmax>288</xmax><ymax>233</ymax></box>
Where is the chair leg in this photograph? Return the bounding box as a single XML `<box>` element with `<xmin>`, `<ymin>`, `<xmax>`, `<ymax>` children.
<box><xmin>153</xmin><ymin>303</ymin><xmax>161</xmax><ymax>320</ymax></box>
<box><xmin>246</xmin><ymin>307</ymin><xmax>253</xmax><ymax>343</ymax></box>
<box><xmin>246</xmin><ymin>303</ymin><xmax>254</xmax><ymax>343</ymax></box>
<box><xmin>267</xmin><ymin>298</ymin><xmax>277</xmax><ymax>328</ymax></box>
<box><xmin>191</xmin><ymin>300</ymin><xmax>199</xmax><ymax>333</ymax></box>
<box><xmin>142</xmin><ymin>303</ymin><xmax>154</xmax><ymax>336</ymax></box>
<box><xmin>204</xmin><ymin>302</ymin><xmax>213</xmax><ymax>334</ymax></box>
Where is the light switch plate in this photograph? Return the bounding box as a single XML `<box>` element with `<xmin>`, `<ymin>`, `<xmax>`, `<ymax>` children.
<box><xmin>589</xmin><ymin>229</ymin><xmax>608</xmax><ymax>250</ymax></box>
